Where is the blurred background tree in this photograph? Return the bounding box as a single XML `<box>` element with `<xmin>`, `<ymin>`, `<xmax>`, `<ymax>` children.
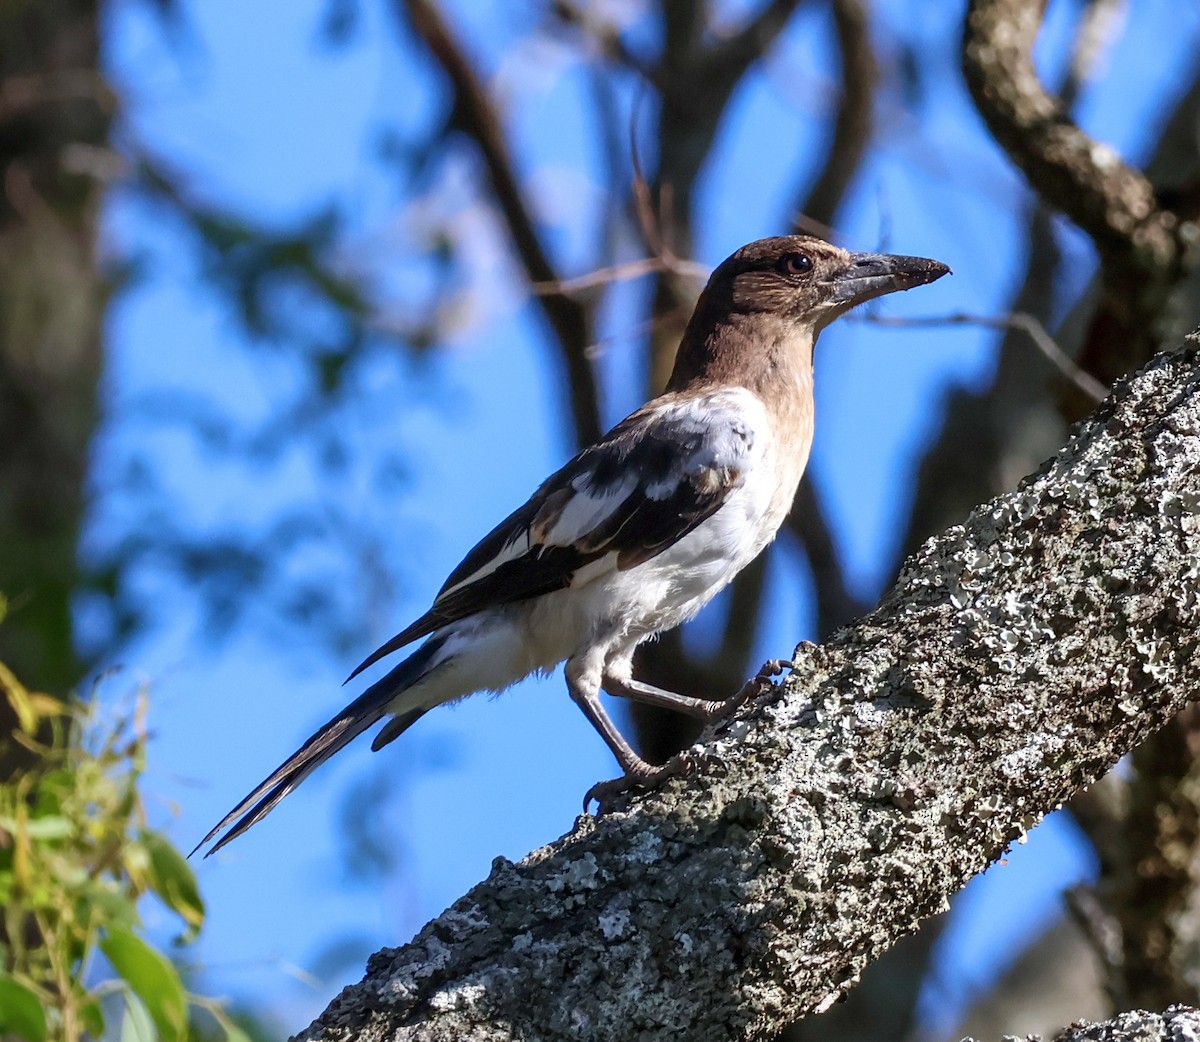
<box><xmin>3</xmin><ymin>0</ymin><xmax>1199</xmax><ymax>1037</ymax></box>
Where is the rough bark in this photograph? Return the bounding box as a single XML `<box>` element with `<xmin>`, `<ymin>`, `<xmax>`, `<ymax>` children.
<box><xmin>0</xmin><ymin>1</ymin><xmax>106</xmax><ymax>745</ymax></box>
<box><xmin>962</xmin><ymin>1005</ymin><xmax>1200</xmax><ymax>1042</ymax></box>
<box><xmin>297</xmin><ymin>340</ymin><xmax>1200</xmax><ymax>1042</ymax></box>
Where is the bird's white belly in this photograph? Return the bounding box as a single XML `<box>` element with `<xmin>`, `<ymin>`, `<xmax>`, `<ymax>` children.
<box><xmin>516</xmin><ymin>471</ymin><xmax>782</xmax><ymax>666</ymax></box>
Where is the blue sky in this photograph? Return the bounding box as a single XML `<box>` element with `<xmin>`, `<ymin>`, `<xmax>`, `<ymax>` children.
<box><xmin>93</xmin><ymin>0</ymin><xmax>1200</xmax><ymax>1033</ymax></box>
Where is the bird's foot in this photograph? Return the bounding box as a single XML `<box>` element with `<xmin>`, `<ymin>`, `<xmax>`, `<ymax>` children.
<box><xmin>583</xmin><ymin>755</ymin><xmax>694</xmax><ymax>816</ymax></box>
<box><xmin>703</xmin><ymin>657</ymin><xmax>793</xmax><ymax>724</ymax></box>
<box><xmin>582</xmin><ymin>660</ymin><xmax>793</xmax><ymax>815</ymax></box>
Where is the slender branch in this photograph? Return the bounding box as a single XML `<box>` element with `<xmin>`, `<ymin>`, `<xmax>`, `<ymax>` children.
<box><xmin>531</xmin><ymin>256</ymin><xmax>709</xmax><ymax>297</ymax></box>
<box><xmin>962</xmin><ymin>0</ymin><xmax>1181</xmax><ymax>277</ymax></box>
<box><xmin>399</xmin><ymin>0</ymin><xmax>603</xmax><ymax>445</ymax></box>
<box><xmin>299</xmin><ymin>343</ymin><xmax>1200</xmax><ymax>1042</ymax></box>
<box><xmin>859</xmin><ymin>310</ymin><xmax>1110</xmax><ymax>404</ymax></box>
<box><xmin>793</xmin><ymin>0</ymin><xmax>877</xmax><ymax>231</ymax></box>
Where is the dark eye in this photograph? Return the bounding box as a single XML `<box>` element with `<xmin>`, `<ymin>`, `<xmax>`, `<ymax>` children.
<box><xmin>778</xmin><ymin>252</ymin><xmax>813</xmax><ymax>276</ymax></box>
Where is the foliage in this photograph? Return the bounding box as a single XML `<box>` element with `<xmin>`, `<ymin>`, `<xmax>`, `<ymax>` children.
<box><xmin>0</xmin><ymin>664</ymin><xmax>246</xmax><ymax>1042</ymax></box>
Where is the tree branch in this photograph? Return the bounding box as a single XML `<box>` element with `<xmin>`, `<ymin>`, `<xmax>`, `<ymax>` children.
<box><xmin>962</xmin><ymin>0</ymin><xmax>1181</xmax><ymax>275</ymax></box>
<box><xmin>962</xmin><ymin>0</ymin><xmax>1191</xmax><ymax>381</ymax></box>
<box><xmin>964</xmin><ymin>1007</ymin><xmax>1200</xmax><ymax>1042</ymax></box>
<box><xmin>298</xmin><ymin>343</ymin><xmax>1200</xmax><ymax>1042</ymax></box>
<box><xmin>792</xmin><ymin>0</ymin><xmax>876</xmax><ymax>231</ymax></box>
<box><xmin>400</xmin><ymin>0</ymin><xmax>603</xmax><ymax>445</ymax></box>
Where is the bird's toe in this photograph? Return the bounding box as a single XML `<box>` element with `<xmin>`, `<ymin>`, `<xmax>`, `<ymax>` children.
<box><xmin>583</xmin><ymin>758</ymin><xmax>686</xmax><ymax>815</ymax></box>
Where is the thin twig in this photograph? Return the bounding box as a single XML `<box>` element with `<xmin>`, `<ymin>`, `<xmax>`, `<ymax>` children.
<box><xmin>859</xmin><ymin>310</ymin><xmax>1109</xmax><ymax>403</ymax></box>
<box><xmin>400</xmin><ymin>0</ymin><xmax>603</xmax><ymax>445</ymax></box>
<box><xmin>629</xmin><ymin>84</ymin><xmax>663</xmax><ymax>257</ymax></box>
<box><xmin>532</xmin><ymin>256</ymin><xmax>710</xmax><ymax>297</ymax></box>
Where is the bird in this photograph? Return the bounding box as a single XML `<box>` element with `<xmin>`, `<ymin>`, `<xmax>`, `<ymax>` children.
<box><xmin>194</xmin><ymin>235</ymin><xmax>949</xmax><ymax>857</ymax></box>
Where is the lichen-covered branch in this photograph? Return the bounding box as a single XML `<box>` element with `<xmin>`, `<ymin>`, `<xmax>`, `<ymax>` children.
<box><xmin>297</xmin><ymin>341</ymin><xmax>1200</xmax><ymax>1042</ymax></box>
<box><xmin>963</xmin><ymin>1006</ymin><xmax>1200</xmax><ymax>1042</ymax></box>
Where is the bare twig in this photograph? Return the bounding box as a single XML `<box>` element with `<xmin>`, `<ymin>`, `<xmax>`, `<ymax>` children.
<box><xmin>629</xmin><ymin>84</ymin><xmax>663</xmax><ymax>257</ymax></box>
<box><xmin>858</xmin><ymin>310</ymin><xmax>1110</xmax><ymax>404</ymax></box>
<box><xmin>531</xmin><ymin>256</ymin><xmax>709</xmax><ymax>297</ymax></box>
<box><xmin>399</xmin><ymin>0</ymin><xmax>603</xmax><ymax>445</ymax></box>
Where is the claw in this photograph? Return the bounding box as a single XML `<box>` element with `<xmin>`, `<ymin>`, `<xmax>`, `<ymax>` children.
<box><xmin>582</xmin><ymin>660</ymin><xmax>795</xmax><ymax>815</ymax></box>
<box><xmin>583</xmin><ymin>756</ymin><xmax>692</xmax><ymax>815</ymax></box>
<box><xmin>717</xmin><ymin>658</ymin><xmax>791</xmax><ymax>713</ymax></box>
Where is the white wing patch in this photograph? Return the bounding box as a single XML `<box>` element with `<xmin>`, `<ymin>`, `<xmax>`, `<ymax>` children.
<box><xmin>432</xmin><ymin>387</ymin><xmax>764</xmax><ymax>608</ymax></box>
<box><xmin>545</xmin><ymin>474</ymin><xmax>638</xmax><ymax>545</ymax></box>
<box><xmin>437</xmin><ymin>530</ymin><xmax>532</xmax><ymax>601</ymax></box>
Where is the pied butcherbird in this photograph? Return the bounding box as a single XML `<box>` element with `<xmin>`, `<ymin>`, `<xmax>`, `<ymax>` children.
<box><xmin>195</xmin><ymin>235</ymin><xmax>949</xmax><ymax>856</ymax></box>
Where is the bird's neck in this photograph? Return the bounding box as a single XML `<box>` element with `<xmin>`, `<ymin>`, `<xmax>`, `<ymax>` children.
<box><xmin>666</xmin><ymin>311</ymin><xmax>817</xmax><ymax>414</ymax></box>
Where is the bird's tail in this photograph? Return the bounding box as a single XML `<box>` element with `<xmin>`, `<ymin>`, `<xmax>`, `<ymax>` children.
<box><xmin>191</xmin><ymin>634</ymin><xmax>449</xmax><ymax>858</ymax></box>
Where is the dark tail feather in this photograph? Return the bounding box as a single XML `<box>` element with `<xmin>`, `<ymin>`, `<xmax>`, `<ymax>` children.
<box><xmin>344</xmin><ymin>613</ymin><xmax>440</xmax><ymax>685</ymax></box>
<box><xmin>371</xmin><ymin>707</ymin><xmax>426</xmax><ymax>752</ymax></box>
<box><xmin>193</xmin><ymin>635</ymin><xmax>447</xmax><ymax>859</ymax></box>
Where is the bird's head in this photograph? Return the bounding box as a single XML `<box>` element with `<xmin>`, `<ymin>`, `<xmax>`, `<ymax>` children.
<box><xmin>714</xmin><ymin>235</ymin><xmax>950</xmax><ymax>331</ymax></box>
<box><xmin>667</xmin><ymin>235</ymin><xmax>950</xmax><ymax>392</ymax></box>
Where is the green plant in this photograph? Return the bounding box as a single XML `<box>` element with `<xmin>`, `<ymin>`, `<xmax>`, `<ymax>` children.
<box><xmin>0</xmin><ymin>663</ymin><xmax>245</xmax><ymax>1042</ymax></box>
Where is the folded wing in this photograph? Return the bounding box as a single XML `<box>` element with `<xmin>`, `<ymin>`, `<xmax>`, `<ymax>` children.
<box><xmin>346</xmin><ymin>390</ymin><xmax>758</xmax><ymax>681</ymax></box>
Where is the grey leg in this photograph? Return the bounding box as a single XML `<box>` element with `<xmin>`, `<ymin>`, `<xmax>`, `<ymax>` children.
<box><xmin>565</xmin><ymin>658</ymin><xmax>652</xmax><ymax>778</ymax></box>
<box><xmin>601</xmin><ymin>674</ymin><xmax>721</xmax><ymax>719</ymax></box>
<box><xmin>578</xmin><ymin>656</ymin><xmax>794</xmax><ymax>814</ymax></box>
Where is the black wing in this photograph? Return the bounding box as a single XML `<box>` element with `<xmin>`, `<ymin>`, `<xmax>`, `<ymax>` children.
<box><xmin>346</xmin><ymin>390</ymin><xmax>758</xmax><ymax>680</ymax></box>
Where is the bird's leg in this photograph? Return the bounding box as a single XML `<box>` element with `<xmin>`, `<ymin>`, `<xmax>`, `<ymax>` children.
<box><xmin>604</xmin><ymin>657</ymin><xmax>793</xmax><ymax>722</ymax></box>
<box><xmin>582</xmin><ymin>658</ymin><xmax>797</xmax><ymax>814</ymax></box>
<box><xmin>601</xmin><ymin>674</ymin><xmax>722</xmax><ymax>719</ymax></box>
<box><xmin>565</xmin><ymin>658</ymin><xmax>658</xmax><ymax>780</ymax></box>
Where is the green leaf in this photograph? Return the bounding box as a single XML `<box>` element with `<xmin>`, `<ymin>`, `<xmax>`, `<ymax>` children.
<box><xmin>101</xmin><ymin>930</ymin><xmax>187</xmax><ymax>1041</ymax></box>
<box><xmin>0</xmin><ymin>975</ymin><xmax>48</xmax><ymax>1042</ymax></box>
<box><xmin>117</xmin><ymin>992</ymin><xmax>157</xmax><ymax>1042</ymax></box>
<box><xmin>79</xmin><ymin>997</ymin><xmax>106</xmax><ymax>1039</ymax></box>
<box><xmin>140</xmin><ymin>830</ymin><xmax>205</xmax><ymax>936</ymax></box>
<box><xmin>0</xmin><ymin>816</ymin><xmax>72</xmax><ymax>841</ymax></box>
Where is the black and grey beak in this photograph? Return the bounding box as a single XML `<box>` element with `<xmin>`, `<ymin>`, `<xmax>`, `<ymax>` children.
<box><xmin>823</xmin><ymin>252</ymin><xmax>951</xmax><ymax>308</ymax></box>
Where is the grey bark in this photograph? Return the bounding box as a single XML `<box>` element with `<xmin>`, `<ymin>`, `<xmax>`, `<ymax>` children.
<box><xmin>297</xmin><ymin>342</ymin><xmax>1200</xmax><ymax>1042</ymax></box>
<box><xmin>961</xmin><ymin>1005</ymin><xmax>1200</xmax><ymax>1042</ymax></box>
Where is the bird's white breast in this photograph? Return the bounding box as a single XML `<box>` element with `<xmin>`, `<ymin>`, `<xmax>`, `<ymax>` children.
<box><xmin>517</xmin><ymin>387</ymin><xmax>811</xmax><ymax>664</ymax></box>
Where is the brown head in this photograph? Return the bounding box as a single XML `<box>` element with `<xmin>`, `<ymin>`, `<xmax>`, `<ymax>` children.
<box><xmin>666</xmin><ymin>235</ymin><xmax>950</xmax><ymax>393</ymax></box>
